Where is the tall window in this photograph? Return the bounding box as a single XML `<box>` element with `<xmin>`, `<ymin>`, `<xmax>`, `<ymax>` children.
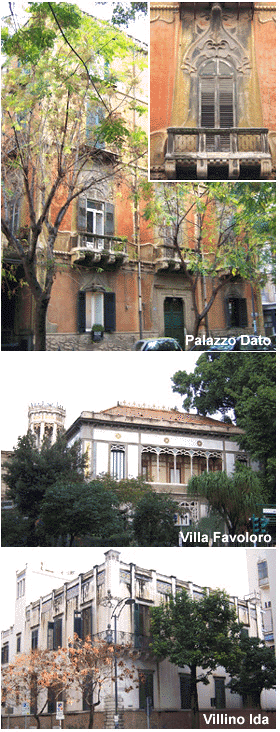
<box><xmin>47</xmin><ymin>618</ymin><xmax>62</xmax><ymax>650</ymax></box>
<box><xmin>257</xmin><ymin>561</ymin><xmax>268</xmax><ymax>581</ymax></box>
<box><xmin>179</xmin><ymin>673</ymin><xmax>191</xmax><ymax>709</ymax></box>
<box><xmin>214</xmin><ymin>677</ymin><xmax>226</xmax><ymax>709</ymax></box>
<box><xmin>31</xmin><ymin>628</ymin><xmax>38</xmax><ymax>650</ymax></box>
<box><xmin>1</xmin><ymin>643</ymin><xmax>9</xmax><ymax>664</ymax></box>
<box><xmin>199</xmin><ymin>59</ymin><xmax>235</xmax><ymax>151</ymax></box>
<box><xmin>74</xmin><ymin>607</ymin><xmax>92</xmax><ymax>641</ymax></box>
<box><xmin>86</xmin><ymin>200</ymin><xmax>104</xmax><ymax>245</ymax></box>
<box><xmin>139</xmin><ymin>670</ymin><xmax>154</xmax><ymax>710</ymax></box>
<box><xmin>78</xmin><ymin>290</ymin><xmax>116</xmax><ymax>334</ymax></box>
<box><xmin>110</xmin><ymin>445</ymin><xmax>125</xmax><ymax>480</ymax></box>
<box><xmin>16</xmin><ymin>634</ymin><xmax>21</xmax><ymax>653</ymax></box>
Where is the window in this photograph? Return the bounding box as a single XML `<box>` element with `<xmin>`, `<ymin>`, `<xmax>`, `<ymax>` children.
<box><xmin>30</xmin><ymin>675</ymin><xmax>37</xmax><ymax>715</ymax></box>
<box><xmin>47</xmin><ymin>618</ymin><xmax>62</xmax><ymax>650</ymax></box>
<box><xmin>214</xmin><ymin>677</ymin><xmax>226</xmax><ymax>709</ymax></box>
<box><xmin>77</xmin><ymin>290</ymin><xmax>116</xmax><ymax>335</ymax></box>
<box><xmin>86</xmin><ymin>200</ymin><xmax>104</xmax><ymax>246</ymax></box>
<box><xmin>17</xmin><ymin>577</ymin><xmax>25</xmax><ymax>598</ymax></box>
<box><xmin>82</xmin><ymin>672</ymin><xmax>93</xmax><ymax>711</ymax></box>
<box><xmin>257</xmin><ymin>561</ymin><xmax>268</xmax><ymax>581</ymax></box>
<box><xmin>1</xmin><ymin>643</ymin><xmax>9</xmax><ymax>664</ymax></box>
<box><xmin>110</xmin><ymin>445</ymin><xmax>125</xmax><ymax>480</ymax></box>
<box><xmin>16</xmin><ymin>633</ymin><xmax>21</xmax><ymax>653</ymax></box>
<box><xmin>226</xmin><ymin>297</ymin><xmax>248</xmax><ymax>328</ymax></box>
<box><xmin>47</xmin><ymin>684</ymin><xmax>63</xmax><ymax>714</ymax></box>
<box><xmin>31</xmin><ymin>628</ymin><xmax>38</xmax><ymax>650</ymax></box>
<box><xmin>77</xmin><ymin>197</ymin><xmax>114</xmax><ymax>238</ymax></box>
<box><xmin>86</xmin><ymin>104</ymin><xmax>105</xmax><ymax>148</ymax></box>
<box><xmin>74</xmin><ymin>607</ymin><xmax>92</xmax><ymax>641</ymax></box>
<box><xmin>199</xmin><ymin>59</ymin><xmax>235</xmax><ymax>152</ymax></box>
<box><xmin>170</xmin><ymin>466</ymin><xmax>181</xmax><ymax>483</ymax></box>
<box><xmin>134</xmin><ymin>603</ymin><xmax>150</xmax><ymax>642</ymax></box>
<box><xmin>180</xmin><ymin>674</ymin><xmax>191</xmax><ymax>709</ymax></box>
<box><xmin>139</xmin><ymin>670</ymin><xmax>154</xmax><ymax>710</ymax></box>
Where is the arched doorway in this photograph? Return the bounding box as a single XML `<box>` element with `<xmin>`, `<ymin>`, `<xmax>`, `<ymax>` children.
<box><xmin>164</xmin><ymin>297</ymin><xmax>185</xmax><ymax>349</ymax></box>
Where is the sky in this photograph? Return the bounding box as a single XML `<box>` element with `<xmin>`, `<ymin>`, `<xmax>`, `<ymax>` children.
<box><xmin>1</xmin><ymin>351</ymin><xmax>200</xmax><ymax>450</ymax></box>
<box><xmin>1</xmin><ymin>1</ymin><xmax>148</xmax><ymax>44</ymax></box>
<box><xmin>1</xmin><ymin>546</ymin><xmax>251</xmax><ymax>629</ymax></box>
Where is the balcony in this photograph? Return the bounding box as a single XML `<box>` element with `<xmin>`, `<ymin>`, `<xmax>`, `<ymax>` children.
<box><xmin>93</xmin><ymin>630</ymin><xmax>152</xmax><ymax>654</ymax></box>
<box><xmin>155</xmin><ymin>245</ymin><xmax>190</xmax><ymax>273</ymax></box>
<box><xmin>70</xmin><ymin>233</ymin><xmax>128</xmax><ymax>267</ymax></box>
<box><xmin>165</xmin><ymin>127</ymin><xmax>272</xmax><ymax>179</ymax></box>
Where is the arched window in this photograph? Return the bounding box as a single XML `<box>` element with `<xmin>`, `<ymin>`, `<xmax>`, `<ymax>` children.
<box><xmin>199</xmin><ymin>59</ymin><xmax>236</xmax><ymax>151</ymax></box>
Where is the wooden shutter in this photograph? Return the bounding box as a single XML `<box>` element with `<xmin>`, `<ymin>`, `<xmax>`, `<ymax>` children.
<box><xmin>77</xmin><ymin>291</ymin><xmax>86</xmax><ymax>333</ymax></box>
<box><xmin>53</xmin><ymin>618</ymin><xmax>62</xmax><ymax>650</ymax></box>
<box><xmin>104</xmin><ymin>202</ymin><xmax>115</xmax><ymax>236</ymax></box>
<box><xmin>104</xmin><ymin>291</ymin><xmax>116</xmax><ymax>332</ymax></box>
<box><xmin>201</xmin><ymin>78</ymin><xmax>215</xmax><ymax>127</ymax></box>
<box><xmin>77</xmin><ymin>196</ymin><xmax>87</xmax><ymax>232</ymax></box>
<box><xmin>219</xmin><ymin>79</ymin><xmax>234</xmax><ymax>128</ymax></box>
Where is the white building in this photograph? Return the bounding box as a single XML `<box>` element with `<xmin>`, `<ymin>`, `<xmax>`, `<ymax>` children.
<box><xmin>2</xmin><ymin>549</ymin><xmax>275</xmax><ymax>727</ymax></box>
<box><xmin>65</xmin><ymin>403</ymin><xmax>251</xmax><ymax>525</ymax></box>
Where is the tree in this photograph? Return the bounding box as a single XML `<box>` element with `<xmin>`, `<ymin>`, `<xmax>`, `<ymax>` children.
<box><xmin>187</xmin><ymin>465</ymin><xmax>267</xmax><ymax>538</ymax></box>
<box><xmin>172</xmin><ymin>352</ymin><xmax>276</xmax><ymax>500</ymax></box>
<box><xmin>2</xmin><ymin>637</ymin><xmax>139</xmax><ymax>729</ymax></box>
<box><xmin>2</xmin><ymin>431</ymin><xmax>86</xmax><ymax>544</ymax></box>
<box><xmin>142</xmin><ymin>182</ymin><xmax>275</xmax><ymax>338</ymax></box>
<box><xmin>150</xmin><ymin>588</ymin><xmax>242</xmax><ymax>728</ymax></box>
<box><xmin>2</xmin><ymin>647</ymin><xmax>74</xmax><ymax>729</ymax></box>
<box><xmin>1</xmin><ymin>2</ymin><xmax>147</xmax><ymax>349</ymax></box>
<box><xmin>132</xmin><ymin>492</ymin><xmax>179</xmax><ymax>546</ymax></box>
<box><xmin>68</xmin><ymin>634</ymin><xmax>139</xmax><ymax>729</ymax></box>
<box><xmin>227</xmin><ymin>635</ymin><xmax>276</xmax><ymax>709</ymax></box>
<box><xmin>39</xmin><ymin>478</ymin><xmax>125</xmax><ymax>546</ymax></box>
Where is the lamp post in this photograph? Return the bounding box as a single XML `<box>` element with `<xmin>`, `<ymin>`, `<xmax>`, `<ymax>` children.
<box><xmin>105</xmin><ymin>597</ymin><xmax>135</xmax><ymax>729</ymax></box>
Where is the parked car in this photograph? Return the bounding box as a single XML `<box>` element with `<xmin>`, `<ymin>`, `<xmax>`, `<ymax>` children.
<box><xmin>133</xmin><ymin>337</ymin><xmax>183</xmax><ymax>351</ymax></box>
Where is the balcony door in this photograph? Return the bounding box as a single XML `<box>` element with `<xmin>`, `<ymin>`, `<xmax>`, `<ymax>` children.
<box><xmin>199</xmin><ymin>59</ymin><xmax>235</xmax><ymax>152</ymax></box>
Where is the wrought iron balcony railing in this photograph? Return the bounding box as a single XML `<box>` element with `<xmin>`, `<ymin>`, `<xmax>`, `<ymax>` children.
<box><xmin>93</xmin><ymin>630</ymin><xmax>151</xmax><ymax>652</ymax></box>
<box><xmin>165</xmin><ymin>127</ymin><xmax>272</xmax><ymax>179</ymax></box>
<box><xmin>70</xmin><ymin>233</ymin><xmax>128</xmax><ymax>266</ymax></box>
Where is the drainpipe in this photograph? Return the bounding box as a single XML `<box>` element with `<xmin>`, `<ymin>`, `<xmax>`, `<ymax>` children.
<box><xmin>132</xmin><ymin>47</ymin><xmax>143</xmax><ymax>340</ymax></box>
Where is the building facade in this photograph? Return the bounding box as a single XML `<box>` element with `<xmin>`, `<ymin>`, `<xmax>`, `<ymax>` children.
<box><xmin>2</xmin><ymin>549</ymin><xmax>275</xmax><ymax>729</ymax></box>
<box><xmin>150</xmin><ymin>2</ymin><xmax>276</xmax><ymax>180</ymax></box>
<box><xmin>65</xmin><ymin>403</ymin><xmax>251</xmax><ymax>527</ymax></box>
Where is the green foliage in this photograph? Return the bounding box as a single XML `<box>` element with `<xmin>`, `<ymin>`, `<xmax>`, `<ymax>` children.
<box><xmin>172</xmin><ymin>353</ymin><xmax>276</xmax><ymax>500</ymax></box>
<box><xmin>1</xmin><ymin>508</ymin><xmax>32</xmax><ymax>546</ymax></box>
<box><xmin>39</xmin><ymin>478</ymin><xmax>124</xmax><ymax>546</ymax></box>
<box><xmin>187</xmin><ymin>465</ymin><xmax>266</xmax><ymax>535</ymax></box>
<box><xmin>110</xmin><ymin>2</ymin><xmax>147</xmax><ymax>27</ymax></box>
<box><xmin>3</xmin><ymin>431</ymin><xmax>86</xmax><ymax>524</ymax></box>
<box><xmin>150</xmin><ymin>588</ymin><xmax>242</xmax><ymax>725</ymax></box>
<box><xmin>227</xmin><ymin>635</ymin><xmax>276</xmax><ymax>708</ymax></box>
<box><xmin>132</xmin><ymin>492</ymin><xmax>178</xmax><ymax>546</ymax></box>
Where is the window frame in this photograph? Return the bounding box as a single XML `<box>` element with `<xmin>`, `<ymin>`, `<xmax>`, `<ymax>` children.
<box><xmin>110</xmin><ymin>444</ymin><xmax>125</xmax><ymax>480</ymax></box>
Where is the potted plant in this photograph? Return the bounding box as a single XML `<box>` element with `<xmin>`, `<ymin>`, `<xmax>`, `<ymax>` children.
<box><xmin>90</xmin><ymin>324</ymin><xmax>105</xmax><ymax>342</ymax></box>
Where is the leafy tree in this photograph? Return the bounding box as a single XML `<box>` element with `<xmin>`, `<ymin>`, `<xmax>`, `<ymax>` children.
<box><xmin>1</xmin><ymin>2</ymin><xmax>147</xmax><ymax>349</ymax></box>
<box><xmin>227</xmin><ymin>635</ymin><xmax>276</xmax><ymax>709</ymax></box>
<box><xmin>1</xmin><ymin>507</ymin><xmax>31</xmax><ymax>547</ymax></box>
<box><xmin>142</xmin><ymin>182</ymin><xmax>275</xmax><ymax>338</ymax></box>
<box><xmin>2</xmin><ymin>431</ymin><xmax>86</xmax><ymax>544</ymax></box>
<box><xmin>172</xmin><ymin>353</ymin><xmax>276</xmax><ymax>500</ymax></box>
<box><xmin>132</xmin><ymin>492</ymin><xmax>179</xmax><ymax>545</ymax></box>
<box><xmin>39</xmin><ymin>478</ymin><xmax>125</xmax><ymax>546</ymax></box>
<box><xmin>187</xmin><ymin>465</ymin><xmax>266</xmax><ymax>537</ymax></box>
<box><xmin>150</xmin><ymin>588</ymin><xmax>242</xmax><ymax>728</ymax></box>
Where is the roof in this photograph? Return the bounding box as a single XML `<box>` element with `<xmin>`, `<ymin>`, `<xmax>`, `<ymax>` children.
<box><xmin>99</xmin><ymin>403</ymin><xmax>242</xmax><ymax>432</ymax></box>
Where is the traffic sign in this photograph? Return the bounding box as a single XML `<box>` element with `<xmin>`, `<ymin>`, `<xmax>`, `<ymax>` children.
<box><xmin>22</xmin><ymin>701</ymin><xmax>30</xmax><ymax>716</ymax></box>
<box><xmin>56</xmin><ymin>701</ymin><xmax>64</xmax><ymax>720</ymax></box>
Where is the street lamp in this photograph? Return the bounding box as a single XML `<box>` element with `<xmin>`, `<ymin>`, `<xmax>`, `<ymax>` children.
<box><xmin>106</xmin><ymin>597</ymin><xmax>135</xmax><ymax>729</ymax></box>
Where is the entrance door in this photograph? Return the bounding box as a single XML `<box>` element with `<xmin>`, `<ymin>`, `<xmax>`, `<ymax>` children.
<box><xmin>164</xmin><ymin>297</ymin><xmax>184</xmax><ymax>349</ymax></box>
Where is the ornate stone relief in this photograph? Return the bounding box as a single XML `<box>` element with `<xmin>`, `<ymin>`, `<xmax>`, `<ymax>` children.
<box><xmin>181</xmin><ymin>2</ymin><xmax>251</xmax><ymax>75</ymax></box>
